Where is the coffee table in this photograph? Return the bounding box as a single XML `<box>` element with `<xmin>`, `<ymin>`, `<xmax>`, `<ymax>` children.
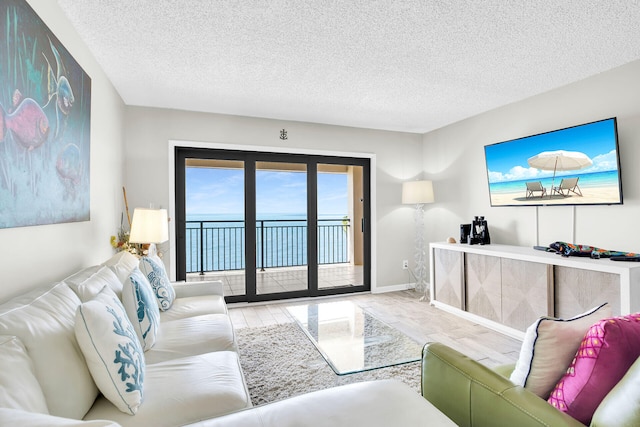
<box><xmin>286</xmin><ymin>300</ymin><xmax>423</xmax><ymax>375</ymax></box>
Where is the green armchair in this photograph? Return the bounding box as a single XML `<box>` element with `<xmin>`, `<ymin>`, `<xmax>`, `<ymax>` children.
<box><xmin>421</xmin><ymin>342</ymin><xmax>640</xmax><ymax>427</ymax></box>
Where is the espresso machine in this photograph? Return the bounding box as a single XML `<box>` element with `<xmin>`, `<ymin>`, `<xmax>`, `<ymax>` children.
<box><xmin>461</xmin><ymin>216</ymin><xmax>490</xmax><ymax>245</ymax></box>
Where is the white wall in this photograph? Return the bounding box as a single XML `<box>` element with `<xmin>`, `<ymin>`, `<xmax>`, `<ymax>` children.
<box><xmin>0</xmin><ymin>1</ymin><xmax>126</xmax><ymax>300</ymax></box>
<box><xmin>423</xmin><ymin>60</ymin><xmax>640</xmax><ymax>262</ymax></box>
<box><xmin>123</xmin><ymin>107</ymin><xmax>423</xmax><ymax>290</ymax></box>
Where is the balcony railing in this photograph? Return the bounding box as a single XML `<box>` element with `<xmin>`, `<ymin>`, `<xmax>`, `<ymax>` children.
<box><xmin>185</xmin><ymin>218</ymin><xmax>350</xmax><ymax>275</ymax></box>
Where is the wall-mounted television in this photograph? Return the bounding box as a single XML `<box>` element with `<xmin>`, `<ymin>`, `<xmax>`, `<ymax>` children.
<box><xmin>484</xmin><ymin>117</ymin><xmax>623</xmax><ymax>207</ymax></box>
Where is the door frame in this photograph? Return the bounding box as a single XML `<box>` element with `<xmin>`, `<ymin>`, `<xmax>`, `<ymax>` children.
<box><xmin>168</xmin><ymin>140</ymin><xmax>378</xmax><ymax>292</ymax></box>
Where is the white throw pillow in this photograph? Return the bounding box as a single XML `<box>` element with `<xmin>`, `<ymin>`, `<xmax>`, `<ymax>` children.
<box><xmin>0</xmin><ymin>282</ymin><xmax>98</xmax><ymax>419</ymax></box>
<box><xmin>138</xmin><ymin>255</ymin><xmax>176</xmax><ymax>311</ymax></box>
<box><xmin>65</xmin><ymin>266</ymin><xmax>123</xmax><ymax>302</ymax></box>
<box><xmin>0</xmin><ymin>335</ymin><xmax>48</xmax><ymax>414</ymax></box>
<box><xmin>122</xmin><ymin>267</ymin><xmax>160</xmax><ymax>351</ymax></box>
<box><xmin>75</xmin><ymin>286</ymin><xmax>145</xmax><ymax>415</ymax></box>
<box><xmin>510</xmin><ymin>302</ymin><xmax>611</xmax><ymax>399</ymax></box>
<box><xmin>102</xmin><ymin>251</ymin><xmax>139</xmax><ymax>284</ymax></box>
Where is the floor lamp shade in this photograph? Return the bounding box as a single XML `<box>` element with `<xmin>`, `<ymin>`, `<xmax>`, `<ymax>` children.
<box><xmin>402</xmin><ymin>180</ymin><xmax>434</xmax><ymax>204</ymax></box>
<box><xmin>129</xmin><ymin>208</ymin><xmax>169</xmax><ymax>244</ymax></box>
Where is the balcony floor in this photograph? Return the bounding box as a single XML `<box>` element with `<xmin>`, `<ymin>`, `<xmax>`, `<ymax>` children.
<box><xmin>187</xmin><ymin>264</ymin><xmax>363</xmax><ymax>296</ymax></box>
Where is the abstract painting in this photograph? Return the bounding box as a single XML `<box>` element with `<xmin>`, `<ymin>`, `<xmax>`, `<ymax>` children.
<box><xmin>0</xmin><ymin>0</ymin><xmax>91</xmax><ymax>229</ymax></box>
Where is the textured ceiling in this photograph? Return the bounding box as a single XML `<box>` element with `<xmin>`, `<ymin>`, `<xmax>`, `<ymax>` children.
<box><xmin>56</xmin><ymin>1</ymin><xmax>640</xmax><ymax>133</ymax></box>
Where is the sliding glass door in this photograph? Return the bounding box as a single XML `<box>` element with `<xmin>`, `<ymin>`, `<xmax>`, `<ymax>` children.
<box><xmin>174</xmin><ymin>147</ymin><xmax>370</xmax><ymax>303</ymax></box>
<box><xmin>255</xmin><ymin>161</ymin><xmax>309</xmax><ymax>296</ymax></box>
<box><xmin>181</xmin><ymin>158</ymin><xmax>247</xmax><ymax>297</ymax></box>
<box><xmin>317</xmin><ymin>164</ymin><xmax>364</xmax><ymax>290</ymax></box>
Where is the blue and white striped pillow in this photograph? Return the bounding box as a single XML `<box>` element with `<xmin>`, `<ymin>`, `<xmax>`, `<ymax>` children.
<box><xmin>122</xmin><ymin>267</ymin><xmax>160</xmax><ymax>351</ymax></box>
<box><xmin>139</xmin><ymin>255</ymin><xmax>176</xmax><ymax>311</ymax></box>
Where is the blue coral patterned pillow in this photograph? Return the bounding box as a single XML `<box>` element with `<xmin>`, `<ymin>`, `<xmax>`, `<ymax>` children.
<box><xmin>139</xmin><ymin>255</ymin><xmax>176</xmax><ymax>311</ymax></box>
<box><xmin>75</xmin><ymin>286</ymin><xmax>145</xmax><ymax>415</ymax></box>
<box><xmin>122</xmin><ymin>267</ymin><xmax>160</xmax><ymax>351</ymax></box>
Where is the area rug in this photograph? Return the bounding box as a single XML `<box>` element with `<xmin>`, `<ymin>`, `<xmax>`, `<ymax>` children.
<box><xmin>235</xmin><ymin>322</ymin><xmax>422</xmax><ymax>406</ymax></box>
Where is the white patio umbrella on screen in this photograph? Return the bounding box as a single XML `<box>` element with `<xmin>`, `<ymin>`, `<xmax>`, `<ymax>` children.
<box><xmin>527</xmin><ymin>150</ymin><xmax>592</xmax><ymax>197</ymax></box>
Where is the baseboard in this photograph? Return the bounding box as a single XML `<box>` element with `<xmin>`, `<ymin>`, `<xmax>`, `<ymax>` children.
<box><xmin>372</xmin><ymin>282</ymin><xmax>429</xmax><ymax>294</ymax></box>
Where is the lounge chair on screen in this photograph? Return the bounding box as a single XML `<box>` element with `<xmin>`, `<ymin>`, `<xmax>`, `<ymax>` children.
<box><xmin>552</xmin><ymin>177</ymin><xmax>582</xmax><ymax>197</ymax></box>
<box><xmin>525</xmin><ymin>181</ymin><xmax>547</xmax><ymax>198</ymax></box>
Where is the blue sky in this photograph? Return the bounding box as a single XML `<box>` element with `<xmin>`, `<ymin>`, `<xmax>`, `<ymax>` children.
<box><xmin>485</xmin><ymin>118</ymin><xmax>619</xmax><ymax>183</ymax></box>
<box><xmin>185</xmin><ymin>168</ymin><xmax>348</xmax><ymax>217</ymax></box>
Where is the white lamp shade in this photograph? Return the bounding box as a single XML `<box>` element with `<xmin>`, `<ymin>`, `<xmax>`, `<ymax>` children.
<box><xmin>402</xmin><ymin>180</ymin><xmax>435</xmax><ymax>204</ymax></box>
<box><xmin>128</xmin><ymin>208</ymin><xmax>169</xmax><ymax>244</ymax></box>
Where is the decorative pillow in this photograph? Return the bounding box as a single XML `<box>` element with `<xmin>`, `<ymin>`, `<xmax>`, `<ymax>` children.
<box><xmin>122</xmin><ymin>267</ymin><xmax>160</xmax><ymax>351</ymax></box>
<box><xmin>548</xmin><ymin>313</ymin><xmax>640</xmax><ymax>424</ymax></box>
<box><xmin>509</xmin><ymin>303</ymin><xmax>611</xmax><ymax>399</ymax></box>
<box><xmin>65</xmin><ymin>266</ymin><xmax>123</xmax><ymax>302</ymax></box>
<box><xmin>102</xmin><ymin>251</ymin><xmax>139</xmax><ymax>284</ymax></box>
<box><xmin>0</xmin><ymin>335</ymin><xmax>48</xmax><ymax>414</ymax></box>
<box><xmin>139</xmin><ymin>255</ymin><xmax>176</xmax><ymax>311</ymax></box>
<box><xmin>0</xmin><ymin>282</ymin><xmax>98</xmax><ymax>419</ymax></box>
<box><xmin>75</xmin><ymin>286</ymin><xmax>145</xmax><ymax>415</ymax></box>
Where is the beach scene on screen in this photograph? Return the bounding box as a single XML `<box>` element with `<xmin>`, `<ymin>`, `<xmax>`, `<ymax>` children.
<box><xmin>484</xmin><ymin>119</ymin><xmax>622</xmax><ymax>206</ymax></box>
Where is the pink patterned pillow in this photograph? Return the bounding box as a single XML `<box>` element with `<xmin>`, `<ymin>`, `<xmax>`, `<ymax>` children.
<box><xmin>548</xmin><ymin>313</ymin><xmax>640</xmax><ymax>424</ymax></box>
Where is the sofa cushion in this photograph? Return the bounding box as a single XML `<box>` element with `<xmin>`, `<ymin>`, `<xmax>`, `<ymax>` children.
<box><xmin>0</xmin><ymin>407</ymin><xmax>121</xmax><ymax>426</ymax></box>
<box><xmin>159</xmin><ymin>295</ymin><xmax>228</xmax><ymax>322</ymax></box>
<box><xmin>122</xmin><ymin>267</ymin><xmax>160</xmax><ymax>351</ymax></box>
<box><xmin>196</xmin><ymin>379</ymin><xmax>457</xmax><ymax>427</ymax></box>
<box><xmin>548</xmin><ymin>313</ymin><xmax>640</xmax><ymax>424</ymax></box>
<box><xmin>75</xmin><ymin>287</ymin><xmax>145</xmax><ymax>415</ymax></box>
<box><xmin>509</xmin><ymin>302</ymin><xmax>610</xmax><ymax>399</ymax></box>
<box><xmin>65</xmin><ymin>266</ymin><xmax>123</xmax><ymax>302</ymax></box>
<box><xmin>0</xmin><ymin>282</ymin><xmax>98</xmax><ymax>419</ymax></box>
<box><xmin>145</xmin><ymin>314</ymin><xmax>237</xmax><ymax>365</ymax></box>
<box><xmin>102</xmin><ymin>251</ymin><xmax>139</xmax><ymax>284</ymax></box>
<box><xmin>84</xmin><ymin>352</ymin><xmax>252</xmax><ymax>427</ymax></box>
<box><xmin>138</xmin><ymin>255</ymin><xmax>175</xmax><ymax>311</ymax></box>
<box><xmin>63</xmin><ymin>265</ymin><xmax>102</xmax><ymax>292</ymax></box>
<box><xmin>591</xmin><ymin>351</ymin><xmax>640</xmax><ymax>426</ymax></box>
<box><xmin>0</xmin><ymin>335</ymin><xmax>48</xmax><ymax>414</ymax></box>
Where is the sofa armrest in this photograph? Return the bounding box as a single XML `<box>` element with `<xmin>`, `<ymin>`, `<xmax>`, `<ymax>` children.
<box><xmin>171</xmin><ymin>280</ymin><xmax>224</xmax><ymax>298</ymax></box>
<box><xmin>421</xmin><ymin>342</ymin><xmax>585</xmax><ymax>427</ymax></box>
<box><xmin>493</xmin><ymin>363</ymin><xmax>516</xmax><ymax>379</ymax></box>
<box><xmin>591</xmin><ymin>354</ymin><xmax>640</xmax><ymax>427</ymax></box>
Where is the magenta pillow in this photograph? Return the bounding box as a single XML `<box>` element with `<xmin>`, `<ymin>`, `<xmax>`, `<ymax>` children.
<box><xmin>548</xmin><ymin>313</ymin><xmax>640</xmax><ymax>424</ymax></box>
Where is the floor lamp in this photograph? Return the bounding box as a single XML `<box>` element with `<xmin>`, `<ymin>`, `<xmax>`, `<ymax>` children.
<box><xmin>129</xmin><ymin>208</ymin><xmax>169</xmax><ymax>257</ymax></box>
<box><xmin>402</xmin><ymin>180</ymin><xmax>434</xmax><ymax>300</ymax></box>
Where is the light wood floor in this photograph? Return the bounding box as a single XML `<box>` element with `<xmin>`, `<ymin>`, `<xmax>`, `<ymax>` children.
<box><xmin>228</xmin><ymin>290</ymin><xmax>522</xmax><ymax>368</ymax></box>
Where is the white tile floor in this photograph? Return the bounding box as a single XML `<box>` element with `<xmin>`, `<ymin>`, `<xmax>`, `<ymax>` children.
<box><xmin>187</xmin><ymin>264</ymin><xmax>363</xmax><ymax>296</ymax></box>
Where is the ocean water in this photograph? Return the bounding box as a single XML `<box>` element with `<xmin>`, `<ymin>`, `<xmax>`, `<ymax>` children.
<box><xmin>185</xmin><ymin>213</ymin><xmax>350</xmax><ymax>273</ymax></box>
<box><xmin>488</xmin><ymin>170</ymin><xmax>620</xmax><ymax>195</ymax></box>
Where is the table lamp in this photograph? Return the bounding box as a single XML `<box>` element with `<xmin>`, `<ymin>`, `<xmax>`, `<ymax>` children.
<box><xmin>128</xmin><ymin>208</ymin><xmax>169</xmax><ymax>257</ymax></box>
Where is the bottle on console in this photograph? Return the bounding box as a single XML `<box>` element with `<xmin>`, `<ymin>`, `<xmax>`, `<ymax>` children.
<box><xmin>460</xmin><ymin>224</ymin><xmax>471</xmax><ymax>244</ymax></box>
<box><xmin>479</xmin><ymin>216</ymin><xmax>490</xmax><ymax>245</ymax></box>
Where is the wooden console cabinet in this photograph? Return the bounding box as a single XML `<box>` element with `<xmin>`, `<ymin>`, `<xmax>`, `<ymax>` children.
<box><xmin>430</xmin><ymin>243</ymin><xmax>640</xmax><ymax>339</ymax></box>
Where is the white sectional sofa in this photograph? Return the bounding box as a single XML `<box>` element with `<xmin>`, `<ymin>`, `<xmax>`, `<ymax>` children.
<box><xmin>0</xmin><ymin>251</ymin><xmax>456</xmax><ymax>426</ymax></box>
<box><xmin>0</xmin><ymin>251</ymin><xmax>251</xmax><ymax>426</ymax></box>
